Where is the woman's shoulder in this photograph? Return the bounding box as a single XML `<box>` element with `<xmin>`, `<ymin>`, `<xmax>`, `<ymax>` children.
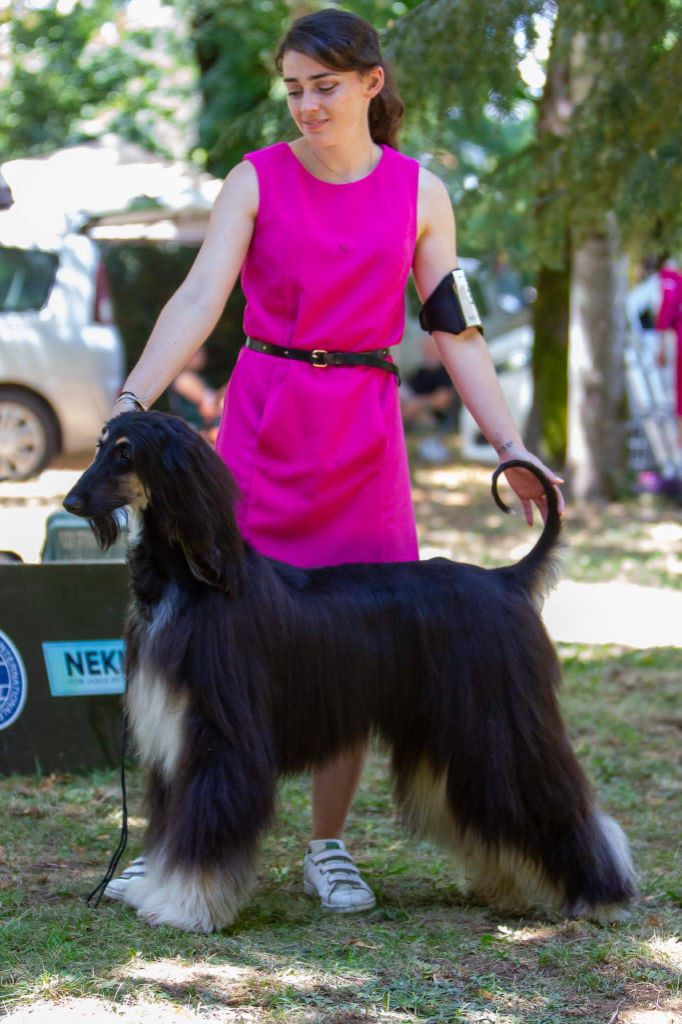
<box><xmin>416</xmin><ymin>163</ymin><xmax>449</xmax><ymax>194</ymax></box>
<box><xmin>413</xmin><ymin>166</ymin><xmax>455</xmax><ymax>240</ymax></box>
<box><xmin>416</xmin><ymin>165</ymin><xmax>452</xmax><ymax>213</ymax></box>
<box><xmin>214</xmin><ymin>159</ymin><xmax>259</xmax><ymax>218</ymax></box>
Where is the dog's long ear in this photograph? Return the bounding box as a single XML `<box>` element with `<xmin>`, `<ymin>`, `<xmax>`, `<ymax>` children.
<box><xmin>179</xmin><ymin>534</ymin><xmax>240</xmax><ymax>593</ymax></box>
<box><xmin>136</xmin><ymin>416</ymin><xmax>245</xmax><ymax>593</ymax></box>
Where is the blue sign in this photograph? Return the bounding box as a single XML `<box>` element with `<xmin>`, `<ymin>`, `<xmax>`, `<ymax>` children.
<box><xmin>0</xmin><ymin>630</ymin><xmax>28</xmax><ymax>730</ymax></box>
<box><xmin>42</xmin><ymin>640</ymin><xmax>126</xmax><ymax>697</ymax></box>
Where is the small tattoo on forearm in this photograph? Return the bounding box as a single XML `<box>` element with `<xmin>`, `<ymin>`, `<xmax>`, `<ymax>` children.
<box><xmin>496</xmin><ymin>441</ymin><xmax>514</xmax><ymax>455</ymax></box>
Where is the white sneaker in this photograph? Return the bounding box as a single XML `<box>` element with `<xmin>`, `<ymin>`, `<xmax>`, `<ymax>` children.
<box><xmin>103</xmin><ymin>856</ymin><xmax>147</xmax><ymax>902</ymax></box>
<box><xmin>303</xmin><ymin>839</ymin><xmax>376</xmax><ymax>913</ymax></box>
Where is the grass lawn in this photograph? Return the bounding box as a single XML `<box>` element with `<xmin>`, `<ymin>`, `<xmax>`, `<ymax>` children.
<box><xmin>1</xmin><ymin>457</ymin><xmax>680</xmax><ymax>1023</ymax></box>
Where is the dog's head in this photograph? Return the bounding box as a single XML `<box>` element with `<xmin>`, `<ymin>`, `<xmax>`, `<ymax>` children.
<box><xmin>63</xmin><ymin>413</ymin><xmax>147</xmax><ymax>548</ymax></box>
<box><xmin>63</xmin><ymin>412</ymin><xmax>244</xmax><ymax>592</ymax></box>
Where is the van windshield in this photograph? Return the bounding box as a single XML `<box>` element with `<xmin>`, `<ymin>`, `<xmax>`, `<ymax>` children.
<box><xmin>0</xmin><ymin>247</ymin><xmax>58</xmax><ymax>312</ymax></box>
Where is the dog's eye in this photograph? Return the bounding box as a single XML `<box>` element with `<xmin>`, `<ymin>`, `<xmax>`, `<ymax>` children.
<box><xmin>117</xmin><ymin>444</ymin><xmax>133</xmax><ymax>462</ymax></box>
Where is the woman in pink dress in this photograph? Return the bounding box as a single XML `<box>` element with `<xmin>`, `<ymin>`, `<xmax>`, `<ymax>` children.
<box><xmin>656</xmin><ymin>265</ymin><xmax>682</xmax><ymax>445</ymax></box>
<box><xmin>106</xmin><ymin>9</ymin><xmax>564</xmax><ymax>913</ymax></box>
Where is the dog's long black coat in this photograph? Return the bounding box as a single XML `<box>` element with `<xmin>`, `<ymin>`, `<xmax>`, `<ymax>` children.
<box><xmin>64</xmin><ymin>412</ymin><xmax>635</xmax><ymax>932</ymax></box>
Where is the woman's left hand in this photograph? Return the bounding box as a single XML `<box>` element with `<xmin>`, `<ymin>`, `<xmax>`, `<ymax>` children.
<box><xmin>498</xmin><ymin>449</ymin><xmax>565</xmax><ymax>526</ymax></box>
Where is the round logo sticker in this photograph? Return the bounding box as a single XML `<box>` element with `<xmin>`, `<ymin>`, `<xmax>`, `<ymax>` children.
<box><xmin>0</xmin><ymin>630</ymin><xmax>27</xmax><ymax>731</ymax></box>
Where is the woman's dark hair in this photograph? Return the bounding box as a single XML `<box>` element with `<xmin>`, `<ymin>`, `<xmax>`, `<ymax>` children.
<box><xmin>275</xmin><ymin>9</ymin><xmax>403</xmax><ymax>150</ymax></box>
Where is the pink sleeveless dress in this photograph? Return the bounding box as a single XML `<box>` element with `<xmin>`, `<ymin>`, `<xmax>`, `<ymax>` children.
<box><xmin>215</xmin><ymin>141</ymin><xmax>420</xmax><ymax>568</ymax></box>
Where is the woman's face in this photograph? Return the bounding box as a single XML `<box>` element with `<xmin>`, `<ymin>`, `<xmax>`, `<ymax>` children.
<box><xmin>281</xmin><ymin>49</ymin><xmax>383</xmax><ymax>146</ymax></box>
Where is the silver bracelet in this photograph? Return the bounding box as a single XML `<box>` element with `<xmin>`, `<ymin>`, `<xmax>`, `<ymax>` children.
<box><xmin>114</xmin><ymin>391</ymin><xmax>148</xmax><ymax>412</ymax></box>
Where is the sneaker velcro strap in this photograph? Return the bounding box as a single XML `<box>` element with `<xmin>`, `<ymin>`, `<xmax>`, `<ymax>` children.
<box><xmin>310</xmin><ymin>851</ymin><xmax>355</xmax><ymax>867</ymax></box>
<box><xmin>328</xmin><ymin>873</ymin><xmax>372</xmax><ymax>894</ymax></box>
<box><xmin>309</xmin><ymin>850</ymin><xmax>369</xmax><ymax>889</ymax></box>
<box><xmin>119</xmin><ymin>857</ymin><xmax>146</xmax><ymax>879</ymax></box>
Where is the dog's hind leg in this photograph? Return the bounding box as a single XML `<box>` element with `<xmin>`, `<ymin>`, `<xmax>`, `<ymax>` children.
<box><xmin>464</xmin><ymin>707</ymin><xmax>637</xmax><ymax>923</ymax></box>
<box><xmin>395</xmin><ymin>757</ymin><xmax>635</xmax><ymax>921</ymax></box>
<box><xmin>392</xmin><ymin>756</ymin><xmax>531</xmax><ymax>905</ymax></box>
<box><xmin>442</xmin><ymin>721</ymin><xmax>637</xmax><ymax>922</ymax></box>
<box><xmin>127</xmin><ymin>726</ymin><xmax>276</xmax><ymax>933</ymax></box>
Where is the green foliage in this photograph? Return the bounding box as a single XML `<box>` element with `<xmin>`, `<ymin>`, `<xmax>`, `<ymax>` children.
<box><xmin>383</xmin><ymin>0</ymin><xmax>548</xmax><ymax>266</ymax></box>
<box><xmin>2</xmin><ymin>0</ymin><xmax>679</xmax><ymax>259</ymax></box>
<box><xmin>387</xmin><ymin>0</ymin><xmax>682</xmax><ymax>263</ymax></box>
<box><xmin>0</xmin><ymin>0</ymin><xmax>196</xmax><ymax>159</ymax></box>
<box><xmin>554</xmin><ymin>0</ymin><xmax>682</xmax><ymax>256</ymax></box>
<box><xmin>385</xmin><ymin>0</ymin><xmax>547</xmax><ymax>119</ymax></box>
<box><xmin>184</xmin><ymin>0</ymin><xmax>293</xmax><ymax>174</ymax></box>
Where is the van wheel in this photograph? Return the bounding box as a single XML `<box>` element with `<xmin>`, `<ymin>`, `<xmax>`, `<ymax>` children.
<box><xmin>0</xmin><ymin>389</ymin><xmax>59</xmax><ymax>481</ymax></box>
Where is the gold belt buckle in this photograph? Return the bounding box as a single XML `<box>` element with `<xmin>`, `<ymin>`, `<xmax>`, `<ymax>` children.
<box><xmin>311</xmin><ymin>349</ymin><xmax>329</xmax><ymax>368</ymax></box>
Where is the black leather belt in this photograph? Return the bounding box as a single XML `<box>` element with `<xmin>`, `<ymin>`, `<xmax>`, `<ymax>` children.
<box><xmin>244</xmin><ymin>337</ymin><xmax>400</xmax><ymax>383</ymax></box>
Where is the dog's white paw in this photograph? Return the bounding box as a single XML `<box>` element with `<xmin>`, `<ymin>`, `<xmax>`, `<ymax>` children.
<box><xmin>136</xmin><ymin>903</ymin><xmax>214</xmax><ymax>933</ymax></box>
<box><xmin>589</xmin><ymin>903</ymin><xmax>633</xmax><ymax>925</ymax></box>
<box><xmin>567</xmin><ymin>900</ymin><xmax>633</xmax><ymax>925</ymax></box>
<box><xmin>137</xmin><ymin>908</ymin><xmax>161</xmax><ymax>927</ymax></box>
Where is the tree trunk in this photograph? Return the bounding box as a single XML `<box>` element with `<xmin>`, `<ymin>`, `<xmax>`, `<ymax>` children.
<box><xmin>565</xmin><ymin>30</ymin><xmax>629</xmax><ymax>500</ymax></box>
<box><xmin>527</xmin><ymin>8</ymin><xmax>571</xmax><ymax>465</ymax></box>
<box><xmin>527</xmin><ymin>249</ymin><xmax>571</xmax><ymax>464</ymax></box>
<box><xmin>567</xmin><ymin>214</ymin><xmax>629</xmax><ymax>499</ymax></box>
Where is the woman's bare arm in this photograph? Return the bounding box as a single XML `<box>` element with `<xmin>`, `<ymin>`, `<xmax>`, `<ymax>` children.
<box><xmin>412</xmin><ymin>168</ymin><xmax>564</xmax><ymax>523</ymax></box>
<box><xmin>118</xmin><ymin>160</ymin><xmax>258</xmax><ymax>410</ymax></box>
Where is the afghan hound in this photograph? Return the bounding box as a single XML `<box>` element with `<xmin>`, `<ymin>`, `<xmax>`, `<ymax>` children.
<box><xmin>63</xmin><ymin>411</ymin><xmax>635</xmax><ymax>933</ymax></box>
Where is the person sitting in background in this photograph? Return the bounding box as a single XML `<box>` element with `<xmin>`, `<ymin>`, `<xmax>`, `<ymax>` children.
<box><xmin>167</xmin><ymin>348</ymin><xmax>223</xmax><ymax>444</ymax></box>
<box><xmin>656</xmin><ymin>263</ymin><xmax>682</xmax><ymax>449</ymax></box>
<box><xmin>401</xmin><ymin>335</ymin><xmax>458</xmax><ymax>430</ymax></box>
<box><xmin>401</xmin><ymin>335</ymin><xmax>459</xmax><ymax>462</ymax></box>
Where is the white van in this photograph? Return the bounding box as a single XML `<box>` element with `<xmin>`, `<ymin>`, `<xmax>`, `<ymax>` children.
<box><xmin>0</xmin><ymin>233</ymin><xmax>123</xmax><ymax>480</ymax></box>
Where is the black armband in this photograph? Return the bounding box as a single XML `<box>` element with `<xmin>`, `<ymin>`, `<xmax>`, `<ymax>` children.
<box><xmin>419</xmin><ymin>268</ymin><xmax>484</xmax><ymax>337</ymax></box>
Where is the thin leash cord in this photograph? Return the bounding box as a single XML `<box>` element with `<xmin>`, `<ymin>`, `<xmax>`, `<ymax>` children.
<box><xmin>85</xmin><ymin>715</ymin><xmax>129</xmax><ymax>907</ymax></box>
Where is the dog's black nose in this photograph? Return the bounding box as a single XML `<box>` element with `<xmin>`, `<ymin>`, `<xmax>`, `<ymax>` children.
<box><xmin>63</xmin><ymin>493</ymin><xmax>84</xmax><ymax>515</ymax></box>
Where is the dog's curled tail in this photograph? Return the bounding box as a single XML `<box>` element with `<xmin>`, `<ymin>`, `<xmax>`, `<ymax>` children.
<box><xmin>491</xmin><ymin>459</ymin><xmax>563</xmax><ymax>605</ymax></box>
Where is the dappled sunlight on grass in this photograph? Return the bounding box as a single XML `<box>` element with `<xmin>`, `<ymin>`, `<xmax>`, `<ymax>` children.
<box><xmin>413</xmin><ymin>457</ymin><xmax>682</xmax><ymax>589</ymax></box>
<box><xmin>495</xmin><ymin>922</ymin><xmax>561</xmax><ymax>944</ymax></box>
<box><xmin>645</xmin><ymin>935</ymin><xmax>682</xmax><ymax>970</ymax></box>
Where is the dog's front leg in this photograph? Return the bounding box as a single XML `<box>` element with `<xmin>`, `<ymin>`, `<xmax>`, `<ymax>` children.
<box><xmin>127</xmin><ymin>728</ymin><xmax>277</xmax><ymax>933</ymax></box>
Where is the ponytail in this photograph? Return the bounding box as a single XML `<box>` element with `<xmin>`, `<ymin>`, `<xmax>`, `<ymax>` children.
<box><xmin>368</xmin><ymin>62</ymin><xmax>403</xmax><ymax>150</ymax></box>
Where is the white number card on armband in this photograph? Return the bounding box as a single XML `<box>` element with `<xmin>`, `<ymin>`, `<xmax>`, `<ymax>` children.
<box><xmin>451</xmin><ymin>269</ymin><xmax>481</xmax><ymax>330</ymax></box>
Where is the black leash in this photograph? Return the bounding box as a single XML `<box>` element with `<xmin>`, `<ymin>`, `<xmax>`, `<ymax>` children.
<box><xmin>85</xmin><ymin>715</ymin><xmax>129</xmax><ymax>907</ymax></box>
